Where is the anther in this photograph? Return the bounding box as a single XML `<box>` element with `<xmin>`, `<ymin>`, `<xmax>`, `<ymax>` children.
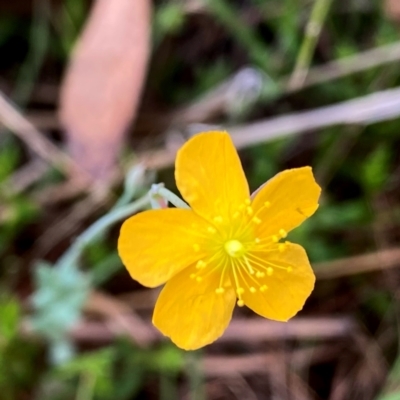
<box><xmin>207</xmin><ymin>226</ymin><xmax>216</xmax><ymax>234</ymax></box>
<box><xmin>255</xmin><ymin>238</ymin><xmax>261</xmax><ymax>244</ymax></box>
<box><xmin>250</xmin><ymin>287</ymin><xmax>256</xmax><ymax>293</ymax></box>
<box><xmin>266</xmin><ymin>267</ymin><xmax>273</xmax><ymax>276</ymax></box>
<box><xmin>193</xmin><ymin>244</ymin><xmax>200</xmax><ymax>252</ymax></box>
<box><xmin>237</xmin><ymin>299</ymin><xmax>245</xmax><ymax>307</ymax></box>
<box><xmin>246</xmin><ymin>206</ymin><xmax>253</xmax><ymax>215</ymax></box>
<box><xmin>272</xmin><ymin>235</ymin><xmax>279</xmax><ymax>243</ymax></box>
<box><xmin>190</xmin><ymin>273</ymin><xmax>196</xmax><ymax>279</ymax></box>
<box><xmin>196</xmin><ymin>276</ymin><xmax>202</xmax><ymax>282</ymax></box>
<box><xmin>245</xmin><ymin>199</ymin><xmax>251</xmax><ymax>205</ymax></box>
<box><xmin>278</xmin><ymin>243</ymin><xmax>286</xmax><ymax>252</ymax></box>
<box><xmin>214</xmin><ymin>216</ymin><xmax>223</xmax><ymax>224</ymax></box>
<box><xmin>260</xmin><ymin>285</ymin><xmax>268</xmax><ymax>292</ymax></box>
<box><xmin>215</xmin><ymin>287</ymin><xmax>225</xmax><ymax>294</ymax></box>
<box><xmin>287</xmin><ymin>266</ymin><xmax>293</xmax><ymax>273</ymax></box>
<box><xmin>196</xmin><ymin>260</ymin><xmax>206</xmax><ymax>269</ymax></box>
<box><xmin>252</xmin><ymin>217</ymin><xmax>261</xmax><ymax>224</ymax></box>
<box><xmin>233</xmin><ymin>211</ymin><xmax>240</xmax><ymax>219</ymax></box>
<box><xmin>256</xmin><ymin>271</ymin><xmax>265</xmax><ymax>278</ymax></box>
<box><xmin>236</xmin><ymin>287</ymin><xmax>244</xmax><ymax>295</ymax></box>
<box><xmin>279</xmin><ymin>229</ymin><xmax>287</xmax><ymax>238</ymax></box>
<box><xmin>264</xmin><ymin>201</ymin><xmax>271</xmax><ymax>208</ymax></box>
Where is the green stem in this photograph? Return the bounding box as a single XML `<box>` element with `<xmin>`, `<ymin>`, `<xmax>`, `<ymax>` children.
<box><xmin>76</xmin><ymin>372</ymin><xmax>96</xmax><ymax>400</ymax></box>
<box><xmin>159</xmin><ymin>373</ymin><xmax>178</xmax><ymax>400</ymax></box>
<box><xmin>186</xmin><ymin>351</ymin><xmax>205</xmax><ymax>400</ymax></box>
<box><xmin>155</xmin><ymin>186</ymin><xmax>190</xmax><ymax>209</ymax></box>
<box><xmin>57</xmin><ymin>194</ymin><xmax>150</xmax><ymax>269</ymax></box>
<box><xmin>288</xmin><ymin>0</ymin><xmax>333</xmax><ymax>89</ymax></box>
<box><xmin>204</xmin><ymin>0</ymin><xmax>271</xmax><ymax>70</ymax></box>
<box><xmin>13</xmin><ymin>0</ymin><xmax>50</xmax><ymax>107</ymax></box>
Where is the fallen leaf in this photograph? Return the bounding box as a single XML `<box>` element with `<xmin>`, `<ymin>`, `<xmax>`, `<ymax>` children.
<box><xmin>59</xmin><ymin>0</ymin><xmax>151</xmax><ymax>180</ymax></box>
<box><xmin>385</xmin><ymin>0</ymin><xmax>400</xmax><ymax>21</ymax></box>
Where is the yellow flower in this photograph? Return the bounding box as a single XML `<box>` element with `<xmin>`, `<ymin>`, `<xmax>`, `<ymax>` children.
<box><xmin>118</xmin><ymin>131</ymin><xmax>321</xmax><ymax>350</ymax></box>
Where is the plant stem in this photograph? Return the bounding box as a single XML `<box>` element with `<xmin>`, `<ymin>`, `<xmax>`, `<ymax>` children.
<box><xmin>155</xmin><ymin>186</ymin><xmax>190</xmax><ymax>209</ymax></box>
<box><xmin>57</xmin><ymin>194</ymin><xmax>150</xmax><ymax>269</ymax></box>
<box><xmin>288</xmin><ymin>0</ymin><xmax>333</xmax><ymax>90</ymax></box>
<box><xmin>186</xmin><ymin>351</ymin><xmax>205</xmax><ymax>400</ymax></box>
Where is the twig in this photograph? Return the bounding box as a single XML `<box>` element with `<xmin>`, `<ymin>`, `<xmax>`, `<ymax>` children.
<box><xmin>221</xmin><ymin>316</ymin><xmax>356</xmax><ymax>342</ymax></box>
<box><xmin>202</xmin><ymin>345</ymin><xmax>339</xmax><ymax>377</ymax></box>
<box><xmin>229</xmin><ymin>87</ymin><xmax>400</xmax><ymax>148</ymax></box>
<box><xmin>171</xmin><ymin>41</ymin><xmax>400</xmax><ymax>127</ymax></box>
<box><xmin>289</xmin><ymin>0</ymin><xmax>333</xmax><ymax>89</ymax></box>
<box><xmin>137</xmin><ymin>86</ymin><xmax>400</xmax><ymax>171</ymax></box>
<box><xmin>0</xmin><ymin>91</ymin><xmax>89</xmax><ymax>180</ymax></box>
<box><xmin>295</xmin><ymin>41</ymin><xmax>400</xmax><ymax>91</ymax></box>
<box><xmin>315</xmin><ymin>248</ymin><xmax>400</xmax><ymax>280</ymax></box>
<box><xmin>1</xmin><ymin>158</ymin><xmax>48</xmax><ymax>194</ymax></box>
<box><xmin>66</xmin><ymin>316</ymin><xmax>356</xmax><ymax>345</ymax></box>
<box><xmin>84</xmin><ymin>290</ymin><xmax>157</xmax><ymax>347</ymax></box>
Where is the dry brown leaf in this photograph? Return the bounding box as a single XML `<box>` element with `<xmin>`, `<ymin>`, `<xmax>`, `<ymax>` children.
<box><xmin>60</xmin><ymin>0</ymin><xmax>151</xmax><ymax>180</ymax></box>
<box><xmin>385</xmin><ymin>0</ymin><xmax>400</xmax><ymax>21</ymax></box>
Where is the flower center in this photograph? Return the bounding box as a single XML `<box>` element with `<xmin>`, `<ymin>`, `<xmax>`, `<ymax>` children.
<box><xmin>224</xmin><ymin>240</ymin><xmax>245</xmax><ymax>257</ymax></box>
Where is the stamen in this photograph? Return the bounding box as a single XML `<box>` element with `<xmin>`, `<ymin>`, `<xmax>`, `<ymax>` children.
<box><xmin>247</xmin><ymin>253</ymin><xmax>294</xmax><ymax>274</ymax></box>
<box><xmin>233</xmin><ymin>211</ymin><xmax>240</xmax><ymax>219</ymax></box>
<box><xmin>207</xmin><ymin>226</ymin><xmax>216</xmax><ymax>234</ymax></box>
<box><xmin>245</xmin><ymin>199</ymin><xmax>251</xmax><ymax>205</ymax></box>
<box><xmin>217</xmin><ymin>258</ymin><xmax>229</xmax><ymax>292</ymax></box>
<box><xmin>230</xmin><ymin>259</ymin><xmax>245</xmax><ymax>308</ymax></box>
<box><xmin>252</xmin><ymin>217</ymin><xmax>261</xmax><ymax>224</ymax></box>
<box><xmin>213</xmin><ymin>216</ymin><xmax>223</xmax><ymax>224</ymax></box>
<box><xmin>196</xmin><ymin>260</ymin><xmax>206</xmax><ymax>269</ymax></box>
<box><xmin>278</xmin><ymin>243</ymin><xmax>286</xmax><ymax>252</ymax></box>
<box><xmin>237</xmin><ymin>258</ymin><xmax>264</xmax><ymax>290</ymax></box>
<box><xmin>243</xmin><ymin>257</ymin><xmax>255</xmax><ymax>275</ymax></box>
<box><xmin>196</xmin><ymin>276</ymin><xmax>202</xmax><ymax>282</ymax></box>
<box><xmin>256</xmin><ymin>271</ymin><xmax>265</xmax><ymax>278</ymax></box>
<box><xmin>266</xmin><ymin>267</ymin><xmax>273</xmax><ymax>276</ymax></box>
<box><xmin>260</xmin><ymin>285</ymin><xmax>268</xmax><ymax>292</ymax></box>
<box><xmin>249</xmin><ymin>287</ymin><xmax>256</xmax><ymax>293</ymax></box>
<box><xmin>264</xmin><ymin>201</ymin><xmax>271</xmax><ymax>208</ymax></box>
<box><xmin>255</xmin><ymin>238</ymin><xmax>261</xmax><ymax>243</ymax></box>
<box><xmin>190</xmin><ymin>251</ymin><xmax>226</xmax><ymax>283</ymax></box>
<box><xmin>254</xmin><ymin>247</ymin><xmax>281</xmax><ymax>253</ymax></box>
<box><xmin>193</xmin><ymin>244</ymin><xmax>200</xmax><ymax>252</ymax></box>
<box><xmin>279</xmin><ymin>229</ymin><xmax>287</xmax><ymax>238</ymax></box>
<box><xmin>246</xmin><ymin>206</ymin><xmax>253</xmax><ymax>215</ymax></box>
<box><xmin>250</xmin><ymin>236</ymin><xmax>276</xmax><ymax>244</ymax></box>
<box><xmin>272</xmin><ymin>235</ymin><xmax>279</xmax><ymax>243</ymax></box>
<box><xmin>215</xmin><ymin>287</ymin><xmax>225</xmax><ymax>294</ymax></box>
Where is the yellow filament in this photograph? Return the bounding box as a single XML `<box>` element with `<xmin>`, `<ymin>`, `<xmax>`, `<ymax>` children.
<box><xmin>247</xmin><ymin>253</ymin><xmax>293</xmax><ymax>273</ymax></box>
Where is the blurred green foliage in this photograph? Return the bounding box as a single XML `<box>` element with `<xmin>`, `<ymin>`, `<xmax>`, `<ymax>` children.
<box><xmin>1</xmin><ymin>0</ymin><xmax>400</xmax><ymax>398</ymax></box>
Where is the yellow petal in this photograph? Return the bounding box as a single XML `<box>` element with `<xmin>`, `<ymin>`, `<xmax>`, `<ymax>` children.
<box><xmin>252</xmin><ymin>167</ymin><xmax>321</xmax><ymax>236</ymax></box>
<box><xmin>153</xmin><ymin>265</ymin><xmax>236</xmax><ymax>350</ymax></box>
<box><xmin>240</xmin><ymin>243</ymin><xmax>315</xmax><ymax>321</ymax></box>
<box><xmin>118</xmin><ymin>209</ymin><xmax>210</xmax><ymax>288</ymax></box>
<box><xmin>175</xmin><ymin>131</ymin><xmax>250</xmax><ymax>222</ymax></box>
